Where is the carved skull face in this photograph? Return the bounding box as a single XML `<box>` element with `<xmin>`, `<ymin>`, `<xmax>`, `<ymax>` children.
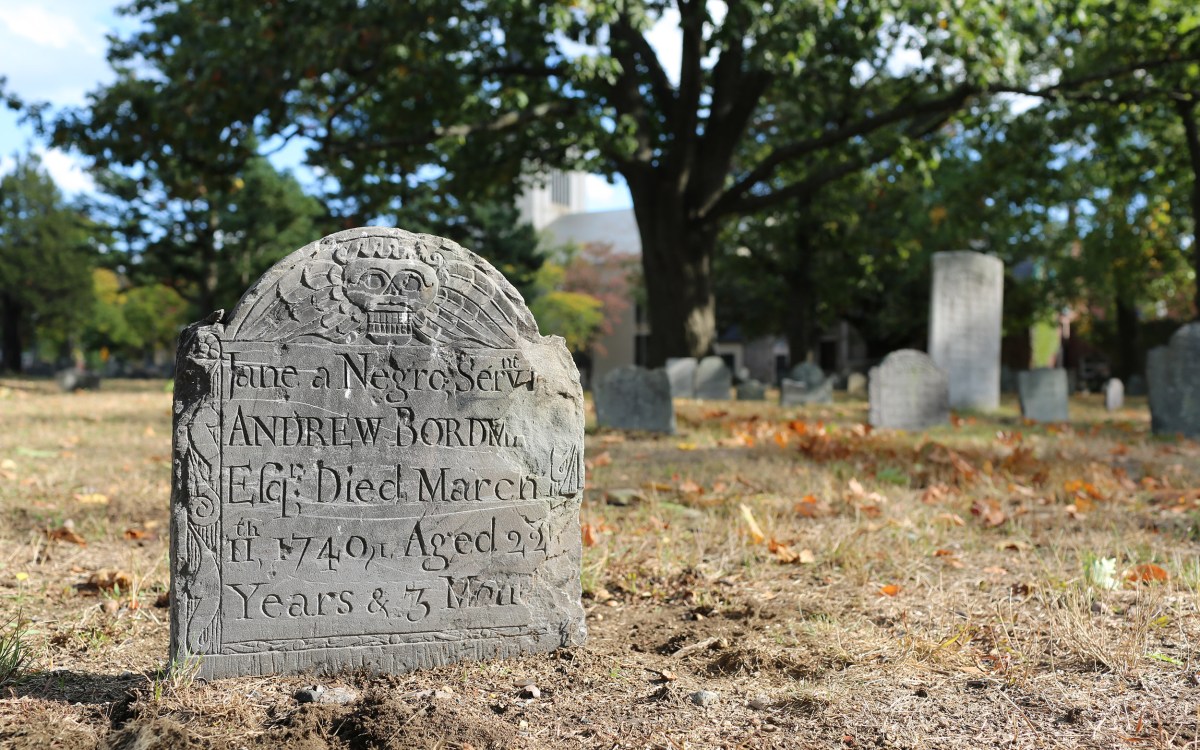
<box><xmin>343</xmin><ymin>259</ymin><xmax>438</xmax><ymax>341</ymax></box>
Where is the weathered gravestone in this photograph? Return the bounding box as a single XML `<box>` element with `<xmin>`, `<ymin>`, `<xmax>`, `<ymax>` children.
<box><xmin>846</xmin><ymin>373</ymin><xmax>868</xmax><ymax>397</ymax></box>
<box><xmin>867</xmin><ymin>350</ymin><xmax>949</xmax><ymax>431</ymax></box>
<box><xmin>1126</xmin><ymin>374</ymin><xmax>1147</xmax><ymax>397</ymax></box>
<box><xmin>693</xmin><ymin>356</ymin><xmax>732</xmax><ymax>400</ymax></box>
<box><xmin>1017</xmin><ymin>369</ymin><xmax>1069</xmax><ymax>423</ymax></box>
<box><xmin>1146</xmin><ymin>346</ymin><xmax>1175</xmax><ymax>434</ymax></box>
<box><xmin>1104</xmin><ymin>378</ymin><xmax>1124</xmax><ymax>412</ymax></box>
<box><xmin>1148</xmin><ymin>324</ymin><xmax>1200</xmax><ymax>437</ymax></box>
<box><xmin>170</xmin><ymin>228</ymin><xmax>586</xmax><ymax>680</ymax></box>
<box><xmin>929</xmin><ymin>251</ymin><xmax>1003</xmax><ymax>410</ymax></box>
<box><xmin>57</xmin><ymin>368</ymin><xmax>101</xmax><ymax>392</ymax></box>
<box><xmin>736</xmin><ymin>379</ymin><xmax>767</xmax><ymax>401</ymax></box>
<box><xmin>594</xmin><ymin>366</ymin><xmax>675</xmax><ymax>433</ymax></box>
<box><xmin>780</xmin><ymin>362</ymin><xmax>833</xmax><ymax>406</ymax></box>
<box><xmin>665</xmin><ymin>358</ymin><xmax>697</xmax><ymax>399</ymax></box>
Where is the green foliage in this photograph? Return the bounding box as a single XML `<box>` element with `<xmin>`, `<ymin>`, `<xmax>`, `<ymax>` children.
<box><xmin>0</xmin><ymin>154</ymin><xmax>98</xmax><ymax>370</ymax></box>
<box><xmin>85</xmin><ymin>268</ymin><xmax>189</xmax><ymax>356</ymax></box>
<box><xmin>0</xmin><ymin>614</ymin><xmax>29</xmax><ymax>688</ymax></box>
<box><xmin>530</xmin><ymin>290</ymin><xmax>605</xmax><ymax>353</ymax></box>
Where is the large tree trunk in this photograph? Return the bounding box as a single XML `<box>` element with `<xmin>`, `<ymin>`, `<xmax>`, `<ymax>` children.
<box><xmin>1179</xmin><ymin>100</ymin><xmax>1200</xmax><ymax>319</ymax></box>
<box><xmin>0</xmin><ymin>293</ymin><xmax>23</xmax><ymax>374</ymax></box>
<box><xmin>1114</xmin><ymin>296</ymin><xmax>1140</xmax><ymax>380</ymax></box>
<box><xmin>783</xmin><ymin>202</ymin><xmax>819</xmax><ymax>363</ymax></box>
<box><xmin>631</xmin><ymin>180</ymin><xmax>718</xmax><ymax>366</ymax></box>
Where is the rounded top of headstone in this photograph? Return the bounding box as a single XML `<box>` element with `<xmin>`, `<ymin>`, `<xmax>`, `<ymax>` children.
<box><xmin>788</xmin><ymin>361</ymin><xmax>826</xmax><ymax>388</ymax></box>
<box><xmin>223</xmin><ymin>227</ymin><xmax>540</xmax><ymax>347</ymax></box>
<box><xmin>931</xmin><ymin>250</ymin><xmax>1004</xmax><ymax>269</ymax></box>
<box><xmin>879</xmin><ymin>349</ymin><xmax>943</xmax><ymax>371</ymax></box>
<box><xmin>1170</xmin><ymin>321</ymin><xmax>1200</xmax><ymax>346</ymax></box>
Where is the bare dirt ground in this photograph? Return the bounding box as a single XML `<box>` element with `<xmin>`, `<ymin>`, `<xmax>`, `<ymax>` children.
<box><xmin>0</xmin><ymin>378</ymin><xmax>1198</xmax><ymax>749</ymax></box>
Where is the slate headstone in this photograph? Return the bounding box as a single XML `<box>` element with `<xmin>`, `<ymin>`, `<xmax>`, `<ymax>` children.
<box><xmin>665</xmin><ymin>358</ymin><xmax>697</xmax><ymax>399</ymax></box>
<box><xmin>736</xmin><ymin>380</ymin><xmax>767</xmax><ymax>401</ymax></box>
<box><xmin>1017</xmin><ymin>368</ymin><xmax>1069</xmax><ymax>423</ymax></box>
<box><xmin>846</xmin><ymin>373</ymin><xmax>867</xmax><ymax>397</ymax></box>
<box><xmin>1104</xmin><ymin>378</ymin><xmax>1124</xmax><ymax>412</ymax></box>
<box><xmin>1146</xmin><ymin>346</ymin><xmax>1175</xmax><ymax>434</ymax></box>
<box><xmin>594</xmin><ymin>366</ymin><xmax>675</xmax><ymax>433</ymax></box>
<box><xmin>1149</xmin><ymin>324</ymin><xmax>1200</xmax><ymax>437</ymax></box>
<box><xmin>1000</xmin><ymin>365</ymin><xmax>1017</xmax><ymax>394</ymax></box>
<box><xmin>1126</xmin><ymin>374</ymin><xmax>1146</xmax><ymax>397</ymax></box>
<box><xmin>929</xmin><ymin>252</ymin><xmax>1004</xmax><ymax>410</ymax></box>
<box><xmin>780</xmin><ymin>377</ymin><xmax>833</xmax><ymax>406</ymax></box>
<box><xmin>170</xmin><ymin>228</ymin><xmax>586</xmax><ymax>680</ymax></box>
<box><xmin>867</xmin><ymin>350</ymin><xmax>949</xmax><ymax>431</ymax></box>
<box><xmin>693</xmin><ymin>356</ymin><xmax>732</xmax><ymax>400</ymax></box>
<box><xmin>788</xmin><ymin>362</ymin><xmax>826</xmax><ymax>390</ymax></box>
<box><xmin>57</xmin><ymin>368</ymin><xmax>101</xmax><ymax>392</ymax></box>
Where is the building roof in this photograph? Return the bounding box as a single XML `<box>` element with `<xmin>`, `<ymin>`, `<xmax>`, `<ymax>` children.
<box><xmin>540</xmin><ymin>208</ymin><xmax>641</xmax><ymax>257</ymax></box>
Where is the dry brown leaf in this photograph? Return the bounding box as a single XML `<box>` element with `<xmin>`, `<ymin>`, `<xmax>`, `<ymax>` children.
<box><xmin>677</xmin><ymin>479</ymin><xmax>703</xmax><ymax>495</ymax></box>
<box><xmin>879</xmin><ymin>584</ymin><xmax>901</xmax><ymax>597</ymax></box>
<box><xmin>935</xmin><ymin>513</ymin><xmax>966</xmax><ymax>527</ymax></box>
<box><xmin>586</xmin><ymin>452</ymin><xmax>612</xmax><ymax>469</ymax></box>
<box><xmin>1126</xmin><ymin>563</ymin><xmax>1170</xmax><ymax>583</ymax></box>
<box><xmin>581</xmin><ymin>523</ymin><xmax>598</xmax><ymax>547</ymax></box>
<box><xmin>123</xmin><ymin>528</ymin><xmax>149</xmax><ymax>541</ymax></box>
<box><xmin>739</xmin><ymin>503</ymin><xmax>765</xmax><ymax>544</ymax></box>
<box><xmin>47</xmin><ymin>527</ymin><xmax>86</xmax><ymax>546</ymax></box>
<box><xmin>798</xmin><ymin>548</ymin><xmax>816</xmax><ymax>564</ymax></box>
<box><xmin>767</xmin><ymin>539</ymin><xmax>799</xmax><ymax>564</ymax></box>
<box><xmin>73</xmin><ymin>492</ymin><xmax>110</xmax><ymax>505</ymax></box>
<box><xmin>970</xmin><ymin>499</ymin><xmax>1006</xmax><ymax>528</ymax></box>
<box><xmin>86</xmin><ymin>568</ymin><xmax>133</xmax><ymax>592</ymax></box>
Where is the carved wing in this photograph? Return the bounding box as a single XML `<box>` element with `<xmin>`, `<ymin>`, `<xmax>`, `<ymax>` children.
<box><xmin>419</xmin><ymin>259</ymin><xmax>530</xmax><ymax>349</ymax></box>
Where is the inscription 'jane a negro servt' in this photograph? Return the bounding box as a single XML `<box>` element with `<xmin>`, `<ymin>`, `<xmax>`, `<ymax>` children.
<box><xmin>171</xmin><ymin>228</ymin><xmax>586</xmax><ymax>679</ymax></box>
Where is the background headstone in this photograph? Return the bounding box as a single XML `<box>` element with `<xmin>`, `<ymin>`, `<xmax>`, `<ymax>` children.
<box><xmin>693</xmin><ymin>356</ymin><xmax>732</xmax><ymax>400</ymax></box>
<box><xmin>787</xmin><ymin>362</ymin><xmax>826</xmax><ymax>390</ymax></box>
<box><xmin>928</xmin><ymin>251</ymin><xmax>1004</xmax><ymax>410</ymax></box>
<box><xmin>56</xmin><ymin>368</ymin><xmax>101</xmax><ymax>392</ymax></box>
<box><xmin>846</xmin><ymin>373</ymin><xmax>867</xmax><ymax>397</ymax></box>
<box><xmin>1147</xmin><ymin>346</ymin><xmax>1175</xmax><ymax>434</ymax></box>
<box><xmin>1017</xmin><ymin>368</ymin><xmax>1069</xmax><ymax>423</ymax></box>
<box><xmin>780</xmin><ymin>377</ymin><xmax>833</xmax><ymax>406</ymax></box>
<box><xmin>736</xmin><ymin>380</ymin><xmax>767</xmax><ymax>401</ymax></box>
<box><xmin>1149</xmin><ymin>324</ymin><xmax>1200</xmax><ymax>437</ymax></box>
<box><xmin>665</xmin><ymin>358</ymin><xmax>697</xmax><ymax>399</ymax></box>
<box><xmin>1000</xmin><ymin>365</ymin><xmax>1017</xmax><ymax>394</ymax></box>
<box><xmin>1126</xmin><ymin>374</ymin><xmax>1147</xmax><ymax>397</ymax></box>
<box><xmin>594</xmin><ymin>366</ymin><xmax>675</xmax><ymax>433</ymax></box>
<box><xmin>867</xmin><ymin>350</ymin><xmax>948</xmax><ymax>430</ymax></box>
<box><xmin>1104</xmin><ymin>378</ymin><xmax>1124</xmax><ymax>412</ymax></box>
<box><xmin>171</xmin><ymin>228</ymin><xmax>586</xmax><ymax>680</ymax></box>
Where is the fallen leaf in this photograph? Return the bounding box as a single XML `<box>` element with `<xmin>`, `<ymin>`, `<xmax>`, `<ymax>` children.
<box><xmin>768</xmin><ymin>539</ymin><xmax>799</xmax><ymax>563</ymax></box>
<box><xmin>73</xmin><ymin>492</ymin><xmax>110</xmax><ymax>505</ymax></box>
<box><xmin>798</xmin><ymin>548</ymin><xmax>816</xmax><ymax>564</ymax></box>
<box><xmin>586</xmin><ymin>451</ymin><xmax>612</xmax><ymax>470</ymax></box>
<box><xmin>581</xmin><ymin>523</ymin><xmax>598</xmax><ymax>547</ymax></box>
<box><xmin>676</xmin><ymin>442</ymin><xmax>699</xmax><ymax>451</ymax></box>
<box><xmin>85</xmin><ymin>568</ymin><xmax>133</xmax><ymax>593</ymax></box>
<box><xmin>46</xmin><ymin>527</ymin><xmax>86</xmax><ymax>546</ymax></box>
<box><xmin>970</xmin><ymin>499</ymin><xmax>1006</xmax><ymax>528</ymax></box>
<box><xmin>773</xmin><ymin>432</ymin><xmax>788</xmax><ymax>448</ymax></box>
<box><xmin>677</xmin><ymin>479</ymin><xmax>703</xmax><ymax>495</ymax></box>
<box><xmin>935</xmin><ymin>513</ymin><xmax>966</xmax><ymax>527</ymax></box>
<box><xmin>644</xmin><ymin>481</ymin><xmax>674</xmax><ymax>492</ymax></box>
<box><xmin>123</xmin><ymin>528</ymin><xmax>149</xmax><ymax>540</ymax></box>
<box><xmin>879</xmin><ymin>584</ymin><xmax>901</xmax><ymax>597</ymax></box>
<box><xmin>739</xmin><ymin>503</ymin><xmax>765</xmax><ymax>544</ymax></box>
<box><xmin>981</xmin><ymin>566</ymin><xmax>1008</xmax><ymax>576</ymax></box>
<box><xmin>1127</xmin><ymin>563</ymin><xmax>1170</xmax><ymax>584</ymax></box>
<box><xmin>848</xmin><ymin>478</ymin><xmax>865</xmax><ymax>496</ymax></box>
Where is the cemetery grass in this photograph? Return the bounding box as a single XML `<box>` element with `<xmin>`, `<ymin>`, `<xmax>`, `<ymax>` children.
<box><xmin>0</xmin><ymin>380</ymin><xmax>1198</xmax><ymax>748</ymax></box>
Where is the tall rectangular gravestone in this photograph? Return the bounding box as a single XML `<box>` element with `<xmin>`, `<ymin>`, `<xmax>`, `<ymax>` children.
<box><xmin>594</xmin><ymin>366</ymin><xmax>675</xmax><ymax>433</ymax></box>
<box><xmin>1017</xmin><ymin>368</ymin><xmax>1069</xmax><ymax>423</ymax></box>
<box><xmin>171</xmin><ymin>228</ymin><xmax>586</xmax><ymax>680</ymax></box>
<box><xmin>928</xmin><ymin>251</ymin><xmax>1004</xmax><ymax>410</ymax></box>
<box><xmin>1149</xmin><ymin>323</ymin><xmax>1200</xmax><ymax>437</ymax></box>
<box><xmin>867</xmin><ymin>350</ymin><xmax>949</xmax><ymax>431</ymax></box>
<box><xmin>665</xmin><ymin>358</ymin><xmax>697</xmax><ymax>399</ymax></box>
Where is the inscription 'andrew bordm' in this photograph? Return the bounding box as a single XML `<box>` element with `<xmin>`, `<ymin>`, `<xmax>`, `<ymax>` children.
<box><xmin>170</xmin><ymin>228</ymin><xmax>586</xmax><ymax>680</ymax></box>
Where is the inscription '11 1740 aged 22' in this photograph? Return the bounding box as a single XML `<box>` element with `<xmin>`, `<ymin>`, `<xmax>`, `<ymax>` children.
<box><xmin>171</xmin><ymin>228</ymin><xmax>586</xmax><ymax>680</ymax></box>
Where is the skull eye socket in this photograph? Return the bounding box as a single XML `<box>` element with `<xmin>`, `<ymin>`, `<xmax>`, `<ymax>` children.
<box><xmin>358</xmin><ymin>269</ymin><xmax>389</xmax><ymax>292</ymax></box>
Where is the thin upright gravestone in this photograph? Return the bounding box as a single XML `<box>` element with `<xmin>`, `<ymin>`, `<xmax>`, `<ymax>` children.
<box><xmin>1017</xmin><ymin>369</ymin><xmax>1069</xmax><ymax>423</ymax></box>
<box><xmin>867</xmin><ymin>350</ymin><xmax>949</xmax><ymax>431</ymax></box>
<box><xmin>594</xmin><ymin>366</ymin><xmax>675</xmax><ymax>433</ymax></box>
<box><xmin>1104</xmin><ymin>378</ymin><xmax>1124</xmax><ymax>412</ymax></box>
<box><xmin>1149</xmin><ymin>323</ymin><xmax>1200</xmax><ymax>437</ymax></box>
<box><xmin>665</xmin><ymin>358</ymin><xmax>697</xmax><ymax>398</ymax></box>
<box><xmin>693</xmin><ymin>356</ymin><xmax>732</xmax><ymax>400</ymax></box>
<box><xmin>928</xmin><ymin>251</ymin><xmax>1003</xmax><ymax>410</ymax></box>
<box><xmin>170</xmin><ymin>228</ymin><xmax>586</xmax><ymax>680</ymax></box>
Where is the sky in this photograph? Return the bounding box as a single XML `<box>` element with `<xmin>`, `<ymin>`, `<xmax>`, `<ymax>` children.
<box><xmin>0</xmin><ymin>0</ymin><xmax>635</xmax><ymax>211</ymax></box>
